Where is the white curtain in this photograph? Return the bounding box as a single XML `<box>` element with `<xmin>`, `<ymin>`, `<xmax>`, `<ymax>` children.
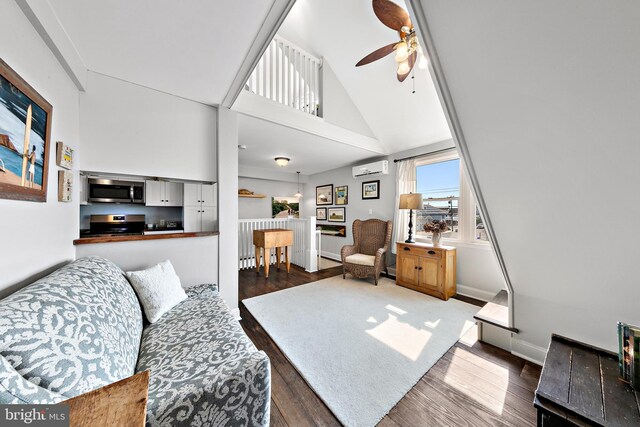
<box><xmin>392</xmin><ymin>158</ymin><xmax>417</xmax><ymax>253</ymax></box>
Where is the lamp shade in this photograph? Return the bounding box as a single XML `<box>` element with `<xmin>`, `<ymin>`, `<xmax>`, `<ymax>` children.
<box><xmin>399</xmin><ymin>193</ymin><xmax>423</xmax><ymax>210</ymax></box>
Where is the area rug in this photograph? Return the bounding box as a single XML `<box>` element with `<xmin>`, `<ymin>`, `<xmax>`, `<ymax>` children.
<box><xmin>243</xmin><ymin>276</ymin><xmax>479</xmax><ymax>427</ymax></box>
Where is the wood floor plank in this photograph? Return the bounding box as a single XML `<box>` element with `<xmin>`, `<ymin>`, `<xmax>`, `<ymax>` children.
<box><xmin>442</xmin><ymin>346</ymin><xmax>539</xmax><ymax>398</ymax></box>
<box><xmin>238</xmin><ymin>267</ymin><xmax>541</xmax><ymax>427</ymax></box>
<box><xmin>269</xmin><ymin>366</ymin><xmax>315</xmax><ymax>427</ymax></box>
<box><xmin>269</xmin><ymin>399</ymin><xmax>288</xmax><ymax>427</ymax></box>
<box><xmin>427</xmin><ymin>356</ymin><xmax>537</xmax><ymax>425</ymax></box>
<box><xmin>438</xmin><ymin>350</ymin><xmax>538</xmax><ymax>408</ymax></box>
<box><xmin>387</xmin><ymin>388</ymin><xmax>483</xmax><ymax>427</ymax></box>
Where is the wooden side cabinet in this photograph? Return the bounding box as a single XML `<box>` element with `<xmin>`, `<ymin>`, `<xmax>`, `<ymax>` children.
<box><xmin>395</xmin><ymin>242</ymin><xmax>456</xmax><ymax>300</ymax></box>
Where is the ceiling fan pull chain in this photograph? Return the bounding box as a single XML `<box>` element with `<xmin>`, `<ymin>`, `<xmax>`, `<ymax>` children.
<box><xmin>412</xmin><ymin>75</ymin><xmax>415</xmax><ymax>94</ymax></box>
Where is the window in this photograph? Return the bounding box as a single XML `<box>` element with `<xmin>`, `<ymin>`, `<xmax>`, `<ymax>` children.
<box><xmin>475</xmin><ymin>205</ymin><xmax>489</xmax><ymax>242</ymax></box>
<box><xmin>416</xmin><ymin>158</ymin><xmax>460</xmax><ymax>239</ymax></box>
<box><xmin>415</xmin><ymin>150</ymin><xmax>489</xmax><ymax>245</ymax></box>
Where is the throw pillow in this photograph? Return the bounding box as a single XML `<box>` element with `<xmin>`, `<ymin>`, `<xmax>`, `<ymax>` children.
<box><xmin>126</xmin><ymin>260</ymin><xmax>187</xmax><ymax>323</ymax></box>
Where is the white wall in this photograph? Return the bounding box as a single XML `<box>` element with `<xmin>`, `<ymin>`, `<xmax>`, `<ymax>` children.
<box><xmin>217</xmin><ymin>107</ymin><xmax>239</xmax><ymax>311</ymax></box>
<box><xmin>80</xmin><ymin>71</ymin><xmax>217</xmax><ymax>181</ymax></box>
<box><xmin>76</xmin><ymin>235</ymin><xmax>218</xmax><ymax>288</ymax></box>
<box><xmin>414</xmin><ymin>0</ymin><xmax>640</xmax><ymax>357</ymax></box>
<box><xmin>238</xmin><ymin>177</ymin><xmax>302</xmax><ymax>219</ymax></box>
<box><xmin>302</xmin><ymin>141</ymin><xmax>506</xmax><ymax>299</ymax></box>
<box><xmin>0</xmin><ymin>0</ymin><xmax>80</xmax><ymax>298</ymax></box>
<box><xmin>321</xmin><ymin>62</ymin><xmax>376</xmax><ymax>138</ymax></box>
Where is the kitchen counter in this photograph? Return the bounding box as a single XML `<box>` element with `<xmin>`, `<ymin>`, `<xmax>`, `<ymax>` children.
<box><xmin>73</xmin><ymin>231</ymin><xmax>219</xmax><ymax>245</ymax></box>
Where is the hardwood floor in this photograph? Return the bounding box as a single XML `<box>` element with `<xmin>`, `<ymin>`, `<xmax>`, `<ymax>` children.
<box><xmin>238</xmin><ymin>265</ymin><xmax>541</xmax><ymax>426</ymax></box>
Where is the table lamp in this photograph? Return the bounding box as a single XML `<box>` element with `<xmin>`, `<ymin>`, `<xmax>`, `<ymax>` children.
<box><xmin>399</xmin><ymin>193</ymin><xmax>423</xmax><ymax>243</ymax></box>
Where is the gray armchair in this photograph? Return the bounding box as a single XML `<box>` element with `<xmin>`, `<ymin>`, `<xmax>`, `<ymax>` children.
<box><xmin>341</xmin><ymin>219</ymin><xmax>393</xmax><ymax>285</ymax></box>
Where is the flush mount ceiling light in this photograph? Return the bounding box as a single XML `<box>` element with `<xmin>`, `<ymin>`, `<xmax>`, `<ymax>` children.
<box><xmin>355</xmin><ymin>0</ymin><xmax>429</xmax><ymax>82</ymax></box>
<box><xmin>274</xmin><ymin>157</ymin><xmax>290</xmax><ymax>167</ymax></box>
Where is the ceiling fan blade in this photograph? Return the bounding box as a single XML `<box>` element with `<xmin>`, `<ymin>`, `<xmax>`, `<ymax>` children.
<box><xmin>372</xmin><ymin>0</ymin><xmax>412</xmax><ymax>32</ymax></box>
<box><xmin>356</xmin><ymin>42</ymin><xmax>398</xmax><ymax>67</ymax></box>
<box><xmin>397</xmin><ymin>50</ymin><xmax>417</xmax><ymax>82</ymax></box>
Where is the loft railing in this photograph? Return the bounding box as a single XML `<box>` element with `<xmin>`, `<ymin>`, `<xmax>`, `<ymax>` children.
<box><xmin>238</xmin><ymin>217</ymin><xmax>318</xmax><ymax>272</ymax></box>
<box><xmin>245</xmin><ymin>35</ymin><xmax>322</xmax><ymax>116</ymax></box>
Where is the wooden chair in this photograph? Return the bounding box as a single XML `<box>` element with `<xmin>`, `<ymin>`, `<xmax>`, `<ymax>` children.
<box><xmin>341</xmin><ymin>219</ymin><xmax>393</xmax><ymax>285</ymax></box>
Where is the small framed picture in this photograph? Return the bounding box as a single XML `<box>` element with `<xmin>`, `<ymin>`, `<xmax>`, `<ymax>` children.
<box><xmin>335</xmin><ymin>185</ymin><xmax>348</xmax><ymax>205</ymax></box>
<box><xmin>316</xmin><ymin>184</ymin><xmax>333</xmax><ymax>205</ymax></box>
<box><xmin>328</xmin><ymin>207</ymin><xmax>346</xmax><ymax>222</ymax></box>
<box><xmin>58</xmin><ymin>170</ymin><xmax>72</xmax><ymax>202</ymax></box>
<box><xmin>56</xmin><ymin>141</ymin><xmax>73</xmax><ymax>170</ymax></box>
<box><xmin>316</xmin><ymin>207</ymin><xmax>327</xmax><ymax>220</ymax></box>
<box><xmin>362</xmin><ymin>180</ymin><xmax>380</xmax><ymax>200</ymax></box>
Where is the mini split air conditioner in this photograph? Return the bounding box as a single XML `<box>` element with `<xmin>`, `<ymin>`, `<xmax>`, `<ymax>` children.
<box><xmin>352</xmin><ymin>160</ymin><xmax>389</xmax><ymax>179</ymax></box>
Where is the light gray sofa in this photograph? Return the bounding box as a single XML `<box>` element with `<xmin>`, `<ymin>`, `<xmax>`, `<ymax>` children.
<box><xmin>0</xmin><ymin>256</ymin><xmax>270</xmax><ymax>426</ymax></box>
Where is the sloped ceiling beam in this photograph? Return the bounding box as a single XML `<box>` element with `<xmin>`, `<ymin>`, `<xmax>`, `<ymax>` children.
<box><xmin>15</xmin><ymin>0</ymin><xmax>87</xmax><ymax>91</ymax></box>
<box><xmin>221</xmin><ymin>0</ymin><xmax>297</xmax><ymax>108</ymax></box>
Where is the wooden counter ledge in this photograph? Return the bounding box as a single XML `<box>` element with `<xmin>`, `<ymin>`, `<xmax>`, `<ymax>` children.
<box><xmin>73</xmin><ymin>231</ymin><xmax>219</xmax><ymax>245</ymax></box>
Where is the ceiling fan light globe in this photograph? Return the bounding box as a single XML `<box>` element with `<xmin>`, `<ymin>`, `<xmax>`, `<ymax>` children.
<box><xmin>395</xmin><ymin>41</ymin><xmax>409</xmax><ymax>63</ymax></box>
<box><xmin>418</xmin><ymin>54</ymin><xmax>429</xmax><ymax>69</ymax></box>
<box><xmin>397</xmin><ymin>59</ymin><xmax>411</xmax><ymax>75</ymax></box>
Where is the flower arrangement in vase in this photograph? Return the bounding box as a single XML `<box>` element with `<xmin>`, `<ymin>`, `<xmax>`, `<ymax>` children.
<box><xmin>423</xmin><ymin>220</ymin><xmax>449</xmax><ymax>246</ymax></box>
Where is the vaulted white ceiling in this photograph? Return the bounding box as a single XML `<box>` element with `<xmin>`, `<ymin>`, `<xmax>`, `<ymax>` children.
<box><xmin>46</xmin><ymin>0</ymin><xmax>452</xmax><ymax>176</ymax></box>
<box><xmin>277</xmin><ymin>0</ymin><xmax>451</xmax><ymax>153</ymax></box>
<box><xmin>48</xmin><ymin>0</ymin><xmax>276</xmax><ymax>105</ymax></box>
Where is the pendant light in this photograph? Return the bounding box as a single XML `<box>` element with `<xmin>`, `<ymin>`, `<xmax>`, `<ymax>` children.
<box><xmin>294</xmin><ymin>171</ymin><xmax>303</xmax><ymax>198</ymax></box>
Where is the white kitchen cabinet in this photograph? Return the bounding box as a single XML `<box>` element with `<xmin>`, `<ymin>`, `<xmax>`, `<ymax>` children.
<box><xmin>183</xmin><ymin>206</ymin><xmax>202</xmax><ymax>232</ymax></box>
<box><xmin>200</xmin><ymin>207</ymin><xmax>217</xmax><ymax>232</ymax></box>
<box><xmin>183</xmin><ymin>183</ymin><xmax>217</xmax><ymax>232</ymax></box>
<box><xmin>145</xmin><ymin>181</ymin><xmax>184</xmax><ymax>206</ymax></box>
<box><xmin>164</xmin><ymin>182</ymin><xmax>184</xmax><ymax>206</ymax></box>
<box><xmin>201</xmin><ymin>184</ymin><xmax>216</xmax><ymax>207</ymax></box>
<box><xmin>184</xmin><ymin>183</ymin><xmax>201</xmax><ymax>206</ymax></box>
<box><xmin>79</xmin><ymin>174</ymin><xmax>89</xmax><ymax>205</ymax></box>
<box><xmin>184</xmin><ymin>183</ymin><xmax>216</xmax><ymax>206</ymax></box>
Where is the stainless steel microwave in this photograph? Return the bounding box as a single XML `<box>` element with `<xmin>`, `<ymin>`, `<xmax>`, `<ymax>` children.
<box><xmin>88</xmin><ymin>178</ymin><xmax>145</xmax><ymax>204</ymax></box>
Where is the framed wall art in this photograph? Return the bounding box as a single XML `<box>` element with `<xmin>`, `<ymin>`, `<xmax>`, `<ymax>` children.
<box><xmin>335</xmin><ymin>185</ymin><xmax>348</xmax><ymax>205</ymax></box>
<box><xmin>316</xmin><ymin>207</ymin><xmax>327</xmax><ymax>220</ymax></box>
<box><xmin>272</xmin><ymin>196</ymin><xmax>300</xmax><ymax>218</ymax></box>
<box><xmin>58</xmin><ymin>170</ymin><xmax>72</xmax><ymax>202</ymax></box>
<box><xmin>0</xmin><ymin>59</ymin><xmax>52</xmax><ymax>202</ymax></box>
<box><xmin>316</xmin><ymin>184</ymin><xmax>333</xmax><ymax>205</ymax></box>
<box><xmin>362</xmin><ymin>180</ymin><xmax>380</xmax><ymax>200</ymax></box>
<box><xmin>56</xmin><ymin>141</ymin><xmax>73</xmax><ymax>170</ymax></box>
<box><xmin>317</xmin><ymin>224</ymin><xmax>346</xmax><ymax>237</ymax></box>
<box><xmin>328</xmin><ymin>207</ymin><xmax>346</xmax><ymax>222</ymax></box>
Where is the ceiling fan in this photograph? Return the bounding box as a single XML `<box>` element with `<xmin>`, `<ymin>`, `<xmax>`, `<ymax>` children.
<box><xmin>356</xmin><ymin>0</ymin><xmax>428</xmax><ymax>82</ymax></box>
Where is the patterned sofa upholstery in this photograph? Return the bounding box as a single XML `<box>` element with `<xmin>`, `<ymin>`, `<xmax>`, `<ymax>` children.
<box><xmin>0</xmin><ymin>257</ymin><xmax>271</xmax><ymax>426</ymax></box>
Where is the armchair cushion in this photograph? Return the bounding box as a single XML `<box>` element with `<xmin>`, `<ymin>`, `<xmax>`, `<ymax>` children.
<box><xmin>345</xmin><ymin>254</ymin><xmax>376</xmax><ymax>266</ymax></box>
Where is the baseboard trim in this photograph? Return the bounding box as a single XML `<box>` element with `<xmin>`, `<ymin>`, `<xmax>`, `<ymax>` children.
<box><xmin>511</xmin><ymin>338</ymin><xmax>546</xmax><ymax>366</ymax></box>
<box><xmin>230</xmin><ymin>308</ymin><xmax>241</xmax><ymax>321</ymax></box>
<box><xmin>456</xmin><ymin>285</ymin><xmax>496</xmax><ymax>302</ymax></box>
<box><xmin>320</xmin><ymin>251</ymin><xmax>341</xmax><ymax>261</ymax></box>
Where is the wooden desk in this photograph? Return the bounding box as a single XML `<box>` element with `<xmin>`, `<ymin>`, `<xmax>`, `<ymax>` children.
<box><xmin>253</xmin><ymin>228</ymin><xmax>294</xmax><ymax>278</ymax></box>
<box><xmin>535</xmin><ymin>334</ymin><xmax>640</xmax><ymax>426</ymax></box>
